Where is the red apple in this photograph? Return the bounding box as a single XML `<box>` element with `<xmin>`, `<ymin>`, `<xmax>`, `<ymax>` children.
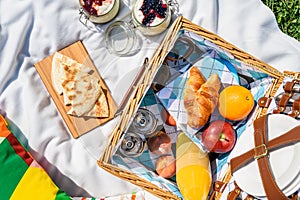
<box><xmin>201</xmin><ymin>120</ymin><xmax>236</xmax><ymax>153</ymax></box>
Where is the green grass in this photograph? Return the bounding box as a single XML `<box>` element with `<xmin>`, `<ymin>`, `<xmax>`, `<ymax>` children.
<box><xmin>262</xmin><ymin>0</ymin><xmax>300</xmax><ymax>41</ymax></box>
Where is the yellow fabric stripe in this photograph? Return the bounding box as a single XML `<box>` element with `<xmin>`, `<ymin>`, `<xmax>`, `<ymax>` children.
<box><xmin>10</xmin><ymin>161</ymin><xmax>59</xmax><ymax>200</ymax></box>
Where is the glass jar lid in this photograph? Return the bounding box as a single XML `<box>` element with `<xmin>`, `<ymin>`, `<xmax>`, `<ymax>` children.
<box><xmin>105</xmin><ymin>21</ymin><xmax>139</xmax><ymax>56</ymax></box>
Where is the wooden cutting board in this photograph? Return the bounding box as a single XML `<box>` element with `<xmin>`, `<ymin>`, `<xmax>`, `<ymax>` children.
<box><xmin>34</xmin><ymin>41</ymin><xmax>117</xmax><ymax>138</ymax></box>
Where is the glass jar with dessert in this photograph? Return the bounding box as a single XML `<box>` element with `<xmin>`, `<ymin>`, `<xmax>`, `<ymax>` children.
<box><xmin>79</xmin><ymin>0</ymin><xmax>120</xmax><ymax>24</ymax></box>
<box><xmin>104</xmin><ymin>0</ymin><xmax>179</xmax><ymax>56</ymax></box>
<box><xmin>131</xmin><ymin>0</ymin><xmax>172</xmax><ymax>36</ymax></box>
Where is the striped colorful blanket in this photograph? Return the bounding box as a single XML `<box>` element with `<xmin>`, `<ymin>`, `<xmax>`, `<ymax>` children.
<box><xmin>0</xmin><ymin>114</ymin><xmax>71</xmax><ymax>200</ymax></box>
<box><xmin>0</xmin><ymin>113</ymin><xmax>146</xmax><ymax>200</ymax></box>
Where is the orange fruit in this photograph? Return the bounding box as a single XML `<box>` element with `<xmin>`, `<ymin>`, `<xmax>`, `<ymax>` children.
<box><xmin>218</xmin><ymin>85</ymin><xmax>254</xmax><ymax>121</ymax></box>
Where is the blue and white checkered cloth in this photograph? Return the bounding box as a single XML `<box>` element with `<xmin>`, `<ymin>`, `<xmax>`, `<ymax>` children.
<box><xmin>112</xmin><ymin>30</ymin><xmax>275</xmax><ymax>199</ymax></box>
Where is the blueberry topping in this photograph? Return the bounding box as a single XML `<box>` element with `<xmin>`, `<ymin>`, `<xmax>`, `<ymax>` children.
<box><xmin>139</xmin><ymin>0</ymin><xmax>168</xmax><ymax>26</ymax></box>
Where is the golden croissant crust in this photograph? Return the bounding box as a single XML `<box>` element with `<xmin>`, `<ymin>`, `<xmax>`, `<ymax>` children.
<box><xmin>183</xmin><ymin>66</ymin><xmax>221</xmax><ymax>129</ymax></box>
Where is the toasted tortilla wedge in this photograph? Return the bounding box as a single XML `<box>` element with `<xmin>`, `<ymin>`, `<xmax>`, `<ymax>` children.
<box><xmin>51</xmin><ymin>52</ymin><xmax>66</xmax><ymax>95</ymax></box>
<box><xmin>51</xmin><ymin>52</ymin><xmax>81</xmax><ymax>95</ymax></box>
<box><xmin>86</xmin><ymin>92</ymin><xmax>109</xmax><ymax>118</ymax></box>
<box><xmin>51</xmin><ymin>52</ymin><xmax>109</xmax><ymax>118</ymax></box>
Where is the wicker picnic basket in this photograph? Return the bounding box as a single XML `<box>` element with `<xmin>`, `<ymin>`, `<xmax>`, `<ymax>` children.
<box><xmin>97</xmin><ymin>16</ymin><xmax>299</xmax><ymax>200</ymax></box>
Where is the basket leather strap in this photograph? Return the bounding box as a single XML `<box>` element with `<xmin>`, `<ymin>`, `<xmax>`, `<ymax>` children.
<box><xmin>289</xmin><ymin>97</ymin><xmax>300</xmax><ymax>118</ymax></box>
<box><xmin>258</xmin><ymin>96</ymin><xmax>273</xmax><ymax>108</ymax></box>
<box><xmin>230</xmin><ymin>114</ymin><xmax>300</xmax><ymax>200</ymax></box>
<box><xmin>273</xmin><ymin>93</ymin><xmax>291</xmax><ymax>113</ymax></box>
<box><xmin>227</xmin><ymin>183</ymin><xmax>256</xmax><ymax>200</ymax></box>
<box><xmin>273</xmin><ymin>81</ymin><xmax>296</xmax><ymax>114</ymax></box>
<box><xmin>230</xmin><ymin>122</ymin><xmax>300</xmax><ymax>172</ymax></box>
<box><xmin>227</xmin><ymin>181</ymin><xmax>241</xmax><ymax>200</ymax></box>
<box><xmin>209</xmin><ymin>181</ymin><xmax>228</xmax><ymax>200</ymax></box>
<box><xmin>253</xmin><ymin>115</ymin><xmax>289</xmax><ymax>200</ymax></box>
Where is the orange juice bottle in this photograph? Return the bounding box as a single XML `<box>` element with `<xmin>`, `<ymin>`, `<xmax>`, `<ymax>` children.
<box><xmin>176</xmin><ymin>132</ymin><xmax>212</xmax><ymax>200</ymax></box>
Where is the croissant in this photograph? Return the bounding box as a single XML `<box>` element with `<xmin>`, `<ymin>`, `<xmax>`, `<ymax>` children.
<box><xmin>183</xmin><ymin>67</ymin><xmax>221</xmax><ymax>129</ymax></box>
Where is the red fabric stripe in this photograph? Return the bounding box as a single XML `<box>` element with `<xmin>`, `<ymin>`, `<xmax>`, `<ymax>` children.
<box><xmin>1</xmin><ymin>116</ymin><xmax>33</xmax><ymax>166</ymax></box>
<box><xmin>6</xmin><ymin>133</ymin><xmax>33</xmax><ymax>166</ymax></box>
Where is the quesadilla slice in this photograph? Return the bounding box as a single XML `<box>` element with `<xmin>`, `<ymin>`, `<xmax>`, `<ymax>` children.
<box><xmin>85</xmin><ymin>93</ymin><xmax>109</xmax><ymax>118</ymax></box>
<box><xmin>51</xmin><ymin>52</ymin><xmax>80</xmax><ymax>95</ymax></box>
<box><xmin>60</xmin><ymin>61</ymin><xmax>94</xmax><ymax>106</ymax></box>
<box><xmin>51</xmin><ymin>52</ymin><xmax>109</xmax><ymax>118</ymax></box>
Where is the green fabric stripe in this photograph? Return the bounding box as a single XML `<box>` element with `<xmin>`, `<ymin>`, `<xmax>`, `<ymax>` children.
<box><xmin>55</xmin><ymin>189</ymin><xmax>72</xmax><ymax>200</ymax></box>
<box><xmin>0</xmin><ymin>139</ymin><xmax>29</xmax><ymax>199</ymax></box>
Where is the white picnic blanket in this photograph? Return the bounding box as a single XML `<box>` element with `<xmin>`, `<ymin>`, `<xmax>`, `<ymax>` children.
<box><xmin>0</xmin><ymin>0</ymin><xmax>299</xmax><ymax>199</ymax></box>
